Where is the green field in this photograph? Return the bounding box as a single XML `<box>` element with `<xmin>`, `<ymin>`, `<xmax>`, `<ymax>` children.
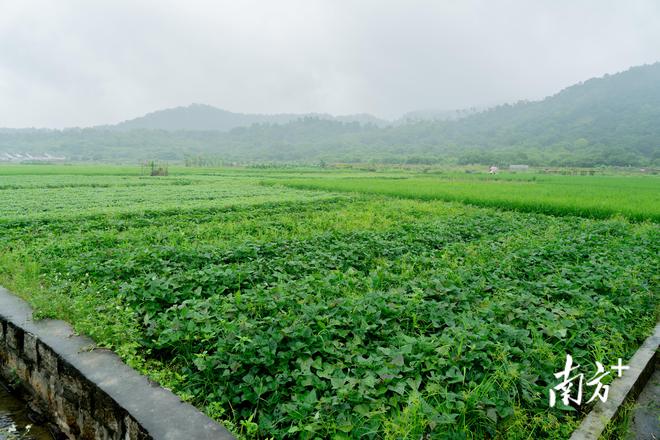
<box><xmin>274</xmin><ymin>173</ymin><xmax>660</xmax><ymax>222</ymax></box>
<box><xmin>0</xmin><ymin>165</ymin><xmax>658</xmax><ymax>439</ymax></box>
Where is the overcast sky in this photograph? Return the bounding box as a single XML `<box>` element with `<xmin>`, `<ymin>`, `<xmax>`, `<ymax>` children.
<box><xmin>1</xmin><ymin>0</ymin><xmax>659</xmax><ymax>128</ymax></box>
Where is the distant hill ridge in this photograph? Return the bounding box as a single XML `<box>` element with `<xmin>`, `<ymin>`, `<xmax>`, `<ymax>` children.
<box><xmin>1</xmin><ymin>62</ymin><xmax>659</xmax><ymax>167</ymax></box>
<box><xmin>112</xmin><ymin>103</ymin><xmax>389</xmax><ymax>131</ymax></box>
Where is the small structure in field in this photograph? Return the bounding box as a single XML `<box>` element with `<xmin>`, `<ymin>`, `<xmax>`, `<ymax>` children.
<box><xmin>489</xmin><ymin>166</ymin><xmax>499</xmax><ymax>174</ymax></box>
<box><xmin>509</xmin><ymin>164</ymin><xmax>529</xmax><ymax>171</ymax></box>
<box><xmin>141</xmin><ymin>160</ymin><xmax>169</xmax><ymax>176</ymax></box>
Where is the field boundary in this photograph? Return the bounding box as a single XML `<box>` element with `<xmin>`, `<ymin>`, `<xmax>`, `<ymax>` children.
<box><xmin>0</xmin><ymin>286</ymin><xmax>235</xmax><ymax>440</ymax></box>
<box><xmin>569</xmin><ymin>323</ymin><xmax>660</xmax><ymax>439</ymax></box>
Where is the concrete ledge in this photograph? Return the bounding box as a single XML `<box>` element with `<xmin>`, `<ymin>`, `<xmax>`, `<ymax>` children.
<box><xmin>569</xmin><ymin>323</ymin><xmax>660</xmax><ymax>440</ymax></box>
<box><xmin>0</xmin><ymin>286</ymin><xmax>235</xmax><ymax>440</ymax></box>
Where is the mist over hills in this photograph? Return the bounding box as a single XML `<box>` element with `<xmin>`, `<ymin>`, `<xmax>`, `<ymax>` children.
<box><xmin>109</xmin><ymin>104</ymin><xmax>475</xmax><ymax>131</ymax></box>
<box><xmin>111</xmin><ymin>104</ymin><xmax>389</xmax><ymax>131</ymax></box>
<box><xmin>1</xmin><ymin>63</ymin><xmax>659</xmax><ymax>167</ymax></box>
<box><xmin>398</xmin><ymin>107</ymin><xmax>482</xmax><ymax>123</ymax></box>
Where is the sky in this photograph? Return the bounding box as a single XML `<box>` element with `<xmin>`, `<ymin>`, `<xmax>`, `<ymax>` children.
<box><xmin>1</xmin><ymin>0</ymin><xmax>659</xmax><ymax>128</ymax></box>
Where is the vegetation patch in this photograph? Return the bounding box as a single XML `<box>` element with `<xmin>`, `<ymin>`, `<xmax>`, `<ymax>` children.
<box><xmin>275</xmin><ymin>174</ymin><xmax>660</xmax><ymax>221</ymax></box>
<box><xmin>0</xmin><ymin>168</ymin><xmax>658</xmax><ymax>439</ymax></box>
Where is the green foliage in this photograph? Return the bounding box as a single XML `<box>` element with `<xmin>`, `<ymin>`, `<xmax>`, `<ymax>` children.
<box><xmin>0</xmin><ymin>167</ymin><xmax>658</xmax><ymax>439</ymax></box>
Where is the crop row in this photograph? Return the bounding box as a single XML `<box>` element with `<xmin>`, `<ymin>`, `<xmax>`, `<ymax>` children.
<box><xmin>1</xmin><ymin>177</ymin><xmax>657</xmax><ymax>438</ymax></box>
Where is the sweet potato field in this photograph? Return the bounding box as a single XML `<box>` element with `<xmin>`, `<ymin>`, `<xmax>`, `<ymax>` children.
<box><xmin>0</xmin><ymin>166</ymin><xmax>658</xmax><ymax>439</ymax></box>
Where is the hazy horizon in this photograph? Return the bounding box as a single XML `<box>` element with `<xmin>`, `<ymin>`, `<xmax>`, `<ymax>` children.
<box><xmin>2</xmin><ymin>0</ymin><xmax>660</xmax><ymax>128</ymax></box>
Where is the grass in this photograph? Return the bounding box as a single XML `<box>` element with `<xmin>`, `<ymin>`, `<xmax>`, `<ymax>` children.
<box><xmin>273</xmin><ymin>173</ymin><xmax>660</xmax><ymax>221</ymax></box>
<box><xmin>0</xmin><ymin>165</ymin><xmax>658</xmax><ymax>439</ymax></box>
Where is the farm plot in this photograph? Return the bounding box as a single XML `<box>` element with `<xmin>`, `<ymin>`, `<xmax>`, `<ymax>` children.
<box><xmin>274</xmin><ymin>174</ymin><xmax>660</xmax><ymax>222</ymax></box>
<box><xmin>0</xmin><ymin>174</ymin><xmax>337</xmax><ymax>219</ymax></box>
<box><xmin>0</xmin><ymin>168</ymin><xmax>658</xmax><ymax>439</ymax></box>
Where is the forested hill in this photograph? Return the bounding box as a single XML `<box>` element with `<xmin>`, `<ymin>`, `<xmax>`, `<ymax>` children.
<box><xmin>111</xmin><ymin>104</ymin><xmax>388</xmax><ymax>131</ymax></box>
<box><xmin>1</xmin><ymin>63</ymin><xmax>658</xmax><ymax>166</ymax></box>
<box><xmin>435</xmin><ymin>62</ymin><xmax>660</xmax><ymax>165</ymax></box>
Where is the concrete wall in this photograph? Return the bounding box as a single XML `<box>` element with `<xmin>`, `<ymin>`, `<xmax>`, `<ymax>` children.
<box><xmin>0</xmin><ymin>287</ymin><xmax>234</xmax><ymax>440</ymax></box>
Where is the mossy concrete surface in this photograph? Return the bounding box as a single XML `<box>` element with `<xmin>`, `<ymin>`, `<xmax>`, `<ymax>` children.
<box><xmin>569</xmin><ymin>324</ymin><xmax>659</xmax><ymax>440</ymax></box>
<box><xmin>626</xmin><ymin>367</ymin><xmax>660</xmax><ymax>439</ymax></box>
<box><xmin>0</xmin><ymin>286</ymin><xmax>234</xmax><ymax>440</ymax></box>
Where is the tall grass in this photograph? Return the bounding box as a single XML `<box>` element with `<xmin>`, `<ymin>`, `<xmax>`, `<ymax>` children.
<box><xmin>275</xmin><ymin>175</ymin><xmax>660</xmax><ymax>221</ymax></box>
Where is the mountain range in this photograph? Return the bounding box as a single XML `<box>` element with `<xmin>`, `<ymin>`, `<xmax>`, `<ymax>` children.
<box><xmin>1</xmin><ymin>62</ymin><xmax>658</xmax><ymax>167</ymax></box>
<box><xmin>111</xmin><ymin>104</ymin><xmax>390</xmax><ymax>131</ymax></box>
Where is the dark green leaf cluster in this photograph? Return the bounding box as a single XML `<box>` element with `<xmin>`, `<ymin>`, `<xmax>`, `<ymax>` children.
<box><xmin>6</xmin><ymin>203</ymin><xmax>657</xmax><ymax>438</ymax></box>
